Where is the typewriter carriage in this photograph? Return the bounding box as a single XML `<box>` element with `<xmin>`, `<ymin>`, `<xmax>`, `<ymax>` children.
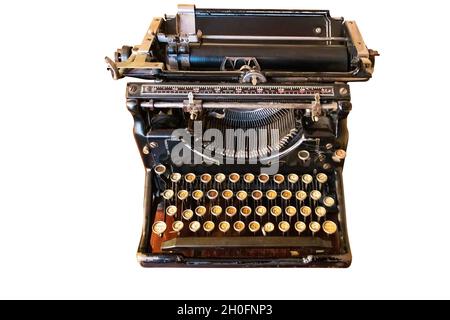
<box><xmin>106</xmin><ymin>5</ymin><xmax>377</xmax><ymax>81</ymax></box>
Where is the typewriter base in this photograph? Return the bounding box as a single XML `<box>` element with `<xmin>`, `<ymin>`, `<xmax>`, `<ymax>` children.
<box><xmin>137</xmin><ymin>253</ymin><xmax>351</xmax><ymax>268</ymax></box>
<box><xmin>136</xmin><ymin>169</ymin><xmax>351</xmax><ymax>268</ymax></box>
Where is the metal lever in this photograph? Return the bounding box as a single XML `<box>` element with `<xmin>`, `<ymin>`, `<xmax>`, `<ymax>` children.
<box><xmin>105</xmin><ymin>56</ymin><xmax>121</xmax><ymax>80</ymax></box>
<box><xmin>311</xmin><ymin>93</ymin><xmax>322</xmax><ymax>122</ymax></box>
<box><xmin>183</xmin><ymin>92</ymin><xmax>202</xmax><ymax>120</ymax></box>
<box><xmin>241</xmin><ymin>69</ymin><xmax>267</xmax><ymax>86</ymax></box>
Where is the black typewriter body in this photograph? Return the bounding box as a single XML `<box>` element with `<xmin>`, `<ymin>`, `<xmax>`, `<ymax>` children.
<box><xmin>106</xmin><ymin>5</ymin><xmax>377</xmax><ymax>267</ymax></box>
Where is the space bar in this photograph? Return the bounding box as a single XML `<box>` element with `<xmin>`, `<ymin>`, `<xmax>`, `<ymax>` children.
<box><xmin>161</xmin><ymin>236</ymin><xmax>332</xmax><ymax>250</ymax></box>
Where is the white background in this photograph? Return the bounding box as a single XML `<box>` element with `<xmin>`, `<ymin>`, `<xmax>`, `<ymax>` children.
<box><xmin>0</xmin><ymin>0</ymin><xmax>449</xmax><ymax>299</ymax></box>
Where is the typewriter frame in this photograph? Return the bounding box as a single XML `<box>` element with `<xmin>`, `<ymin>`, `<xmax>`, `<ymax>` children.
<box><xmin>127</xmin><ymin>82</ymin><xmax>353</xmax><ymax>268</ymax></box>
<box><xmin>107</xmin><ymin>5</ymin><xmax>376</xmax><ymax>268</ymax></box>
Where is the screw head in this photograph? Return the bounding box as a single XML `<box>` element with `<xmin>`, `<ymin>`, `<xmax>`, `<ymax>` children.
<box><xmin>148</xmin><ymin>142</ymin><xmax>158</xmax><ymax>149</ymax></box>
<box><xmin>142</xmin><ymin>145</ymin><xmax>150</xmax><ymax>155</ymax></box>
<box><xmin>314</xmin><ymin>27</ymin><xmax>322</xmax><ymax>34</ymax></box>
<box><xmin>339</xmin><ymin>87</ymin><xmax>349</xmax><ymax>96</ymax></box>
<box><xmin>129</xmin><ymin>85</ymin><xmax>138</xmax><ymax>93</ymax></box>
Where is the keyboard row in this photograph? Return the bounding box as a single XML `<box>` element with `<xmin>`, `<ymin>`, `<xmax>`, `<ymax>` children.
<box><xmin>154</xmin><ymin>168</ymin><xmax>330</xmax><ymax>186</ymax></box>
<box><xmin>163</xmin><ymin>204</ymin><xmax>332</xmax><ymax>219</ymax></box>
<box><xmin>162</xmin><ymin>188</ymin><xmax>336</xmax><ymax>205</ymax></box>
<box><xmin>152</xmin><ymin>219</ymin><xmax>338</xmax><ymax>236</ymax></box>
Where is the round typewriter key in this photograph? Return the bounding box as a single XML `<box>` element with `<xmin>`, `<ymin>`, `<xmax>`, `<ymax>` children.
<box><xmin>225</xmin><ymin>206</ymin><xmax>237</xmax><ymax>217</ymax></box>
<box><xmin>222</xmin><ymin>189</ymin><xmax>233</xmax><ymax>200</ymax></box>
<box><xmin>219</xmin><ymin>221</ymin><xmax>230</xmax><ymax>233</ymax></box>
<box><xmin>270</xmin><ymin>206</ymin><xmax>282</xmax><ymax>217</ymax></box>
<box><xmin>251</xmin><ymin>190</ymin><xmax>263</xmax><ymax>201</ymax></box>
<box><xmin>177</xmin><ymin>190</ymin><xmax>189</xmax><ymax>201</ymax></box>
<box><xmin>323</xmin><ymin>196</ymin><xmax>335</xmax><ymax>207</ymax></box>
<box><xmin>210</xmin><ymin>205</ymin><xmax>222</xmax><ymax>217</ymax></box>
<box><xmin>273</xmin><ymin>174</ymin><xmax>285</xmax><ymax>185</ymax></box>
<box><xmin>309</xmin><ymin>221</ymin><xmax>321</xmax><ymax>234</ymax></box>
<box><xmin>192</xmin><ymin>190</ymin><xmax>204</xmax><ymax>201</ymax></box>
<box><xmin>233</xmin><ymin>221</ymin><xmax>245</xmax><ymax>233</ymax></box>
<box><xmin>182</xmin><ymin>209</ymin><xmax>194</xmax><ymax>220</ymax></box>
<box><xmin>249</xmin><ymin>221</ymin><xmax>261</xmax><ymax>233</ymax></box>
<box><xmin>200</xmin><ymin>173</ymin><xmax>212</xmax><ymax>184</ymax></box>
<box><xmin>152</xmin><ymin>221</ymin><xmax>167</xmax><ymax>236</ymax></box>
<box><xmin>295</xmin><ymin>221</ymin><xmax>307</xmax><ymax>234</ymax></box>
<box><xmin>214</xmin><ymin>173</ymin><xmax>226</xmax><ymax>183</ymax></box>
<box><xmin>258</xmin><ymin>173</ymin><xmax>270</xmax><ymax>184</ymax></box>
<box><xmin>194</xmin><ymin>206</ymin><xmax>207</xmax><ymax>217</ymax></box>
<box><xmin>172</xmin><ymin>221</ymin><xmax>184</xmax><ymax>233</ymax></box>
<box><xmin>255</xmin><ymin>206</ymin><xmax>267</xmax><ymax>217</ymax></box>
<box><xmin>243</xmin><ymin>173</ymin><xmax>255</xmax><ymax>184</ymax></box>
<box><xmin>315</xmin><ymin>206</ymin><xmax>327</xmax><ymax>218</ymax></box>
<box><xmin>298</xmin><ymin>150</ymin><xmax>310</xmax><ymax>161</ymax></box>
<box><xmin>229</xmin><ymin>173</ymin><xmax>240</xmax><ymax>184</ymax></box>
<box><xmin>166</xmin><ymin>205</ymin><xmax>177</xmax><ymax>216</ymax></box>
<box><xmin>336</xmin><ymin>149</ymin><xmax>346</xmax><ymax>159</ymax></box>
<box><xmin>185</xmin><ymin>173</ymin><xmax>196</xmax><ymax>184</ymax></box>
<box><xmin>333</xmin><ymin>149</ymin><xmax>347</xmax><ymax>162</ymax></box>
<box><xmin>203</xmin><ymin>221</ymin><xmax>215</xmax><ymax>232</ymax></box>
<box><xmin>154</xmin><ymin>164</ymin><xmax>166</xmax><ymax>175</ymax></box>
<box><xmin>189</xmin><ymin>221</ymin><xmax>201</xmax><ymax>233</ymax></box>
<box><xmin>300</xmin><ymin>206</ymin><xmax>312</xmax><ymax>217</ymax></box>
<box><xmin>316</xmin><ymin>173</ymin><xmax>328</xmax><ymax>184</ymax></box>
<box><xmin>263</xmin><ymin>222</ymin><xmax>275</xmax><ymax>234</ymax></box>
<box><xmin>207</xmin><ymin>189</ymin><xmax>218</xmax><ymax>200</ymax></box>
<box><xmin>323</xmin><ymin>220</ymin><xmax>338</xmax><ymax>235</ymax></box>
<box><xmin>281</xmin><ymin>190</ymin><xmax>292</xmax><ymax>200</ymax></box>
<box><xmin>240</xmin><ymin>206</ymin><xmax>252</xmax><ymax>217</ymax></box>
<box><xmin>266</xmin><ymin>190</ymin><xmax>277</xmax><ymax>200</ymax></box>
<box><xmin>236</xmin><ymin>190</ymin><xmax>248</xmax><ymax>201</ymax></box>
<box><xmin>170</xmin><ymin>172</ymin><xmax>182</xmax><ymax>183</ymax></box>
<box><xmin>302</xmin><ymin>174</ymin><xmax>313</xmax><ymax>185</ymax></box>
<box><xmin>310</xmin><ymin>190</ymin><xmax>322</xmax><ymax>201</ymax></box>
<box><xmin>278</xmin><ymin>221</ymin><xmax>290</xmax><ymax>232</ymax></box>
<box><xmin>295</xmin><ymin>190</ymin><xmax>307</xmax><ymax>201</ymax></box>
<box><xmin>288</xmin><ymin>173</ymin><xmax>299</xmax><ymax>184</ymax></box>
<box><xmin>285</xmin><ymin>206</ymin><xmax>297</xmax><ymax>217</ymax></box>
<box><xmin>162</xmin><ymin>189</ymin><xmax>174</xmax><ymax>200</ymax></box>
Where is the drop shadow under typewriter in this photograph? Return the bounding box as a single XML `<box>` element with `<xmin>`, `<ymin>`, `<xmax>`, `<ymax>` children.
<box><xmin>107</xmin><ymin>5</ymin><xmax>377</xmax><ymax>267</ymax></box>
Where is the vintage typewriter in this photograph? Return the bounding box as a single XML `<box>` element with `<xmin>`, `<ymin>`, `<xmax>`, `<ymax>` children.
<box><xmin>106</xmin><ymin>4</ymin><xmax>377</xmax><ymax>267</ymax></box>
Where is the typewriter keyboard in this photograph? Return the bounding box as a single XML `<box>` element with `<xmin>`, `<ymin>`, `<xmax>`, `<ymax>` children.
<box><xmin>150</xmin><ymin>170</ymin><xmax>344</xmax><ymax>258</ymax></box>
